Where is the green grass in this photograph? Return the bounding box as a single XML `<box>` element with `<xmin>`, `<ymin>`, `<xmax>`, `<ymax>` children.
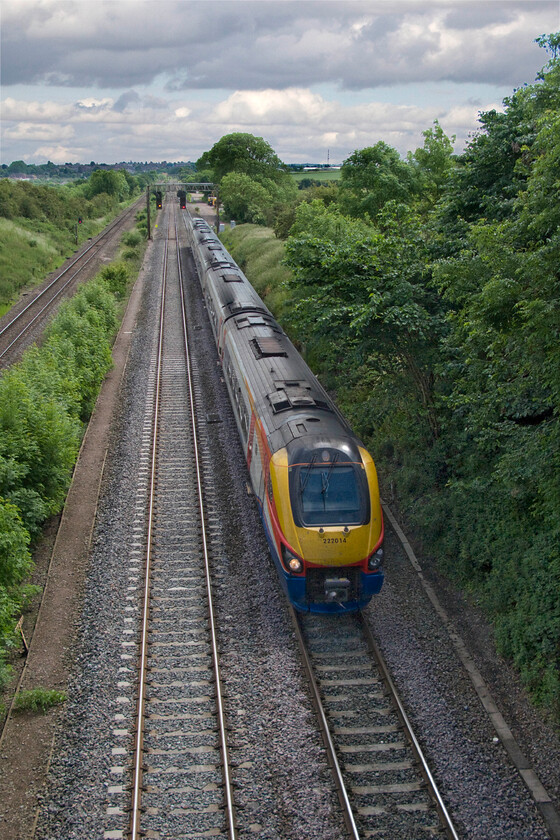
<box><xmin>13</xmin><ymin>687</ymin><xmax>66</xmax><ymax>713</ymax></box>
<box><xmin>220</xmin><ymin>224</ymin><xmax>292</xmax><ymax>320</ymax></box>
<box><xmin>0</xmin><ymin>218</ymin><xmax>64</xmax><ymax>311</ymax></box>
<box><xmin>0</xmin><ymin>199</ymin><xmax>138</xmax><ymax>313</ymax></box>
<box><xmin>290</xmin><ymin>169</ymin><xmax>342</xmax><ymax>183</ymax></box>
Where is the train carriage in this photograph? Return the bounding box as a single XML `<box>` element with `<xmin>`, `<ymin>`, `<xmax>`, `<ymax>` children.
<box><xmin>185</xmin><ymin>215</ymin><xmax>384</xmax><ymax>613</ymax></box>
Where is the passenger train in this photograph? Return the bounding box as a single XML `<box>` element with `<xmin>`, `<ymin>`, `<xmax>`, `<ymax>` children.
<box><xmin>184</xmin><ymin>213</ymin><xmax>384</xmax><ymax>613</ymax></box>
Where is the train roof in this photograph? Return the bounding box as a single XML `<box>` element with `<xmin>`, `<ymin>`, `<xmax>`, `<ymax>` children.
<box><xmin>223</xmin><ymin>308</ymin><xmax>358</xmax><ymax>454</ymax></box>
<box><xmin>186</xmin><ymin>214</ymin><xmax>363</xmax><ymax>457</ymax></box>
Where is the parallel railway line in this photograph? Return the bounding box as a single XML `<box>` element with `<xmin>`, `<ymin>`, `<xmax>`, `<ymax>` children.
<box><xmin>0</xmin><ymin>196</ymin><xmax>143</xmax><ymax>367</ymax></box>
<box><xmin>127</xmin><ymin>204</ymin><xmax>236</xmax><ymax>839</ymax></box>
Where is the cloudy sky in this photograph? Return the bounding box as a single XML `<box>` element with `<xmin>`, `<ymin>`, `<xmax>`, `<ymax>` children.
<box><xmin>1</xmin><ymin>0</ymin><xmax>558</xmax><ymax>166</ymax></box>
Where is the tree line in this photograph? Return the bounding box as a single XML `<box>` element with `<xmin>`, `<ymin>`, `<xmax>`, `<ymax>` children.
<box><xmin>0</xmin><ymin>167</ymin><xmax>145</xmax><ymax>225</ymax></box>
<box><xmin>212</xmin><ymin>33</ymin><xmax>559</xmax><ymax>722</ymax></box>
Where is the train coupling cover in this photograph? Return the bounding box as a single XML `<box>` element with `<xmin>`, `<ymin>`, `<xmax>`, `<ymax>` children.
<box><xmin>324</xmin><ymin>577</ymin><xmax>351</xmax><ymax>602</ymax></box>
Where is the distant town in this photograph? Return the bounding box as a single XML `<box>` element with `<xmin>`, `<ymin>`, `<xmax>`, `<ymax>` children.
<box><xmin>1</xmin><ymin>160</ymin><xmax>342</xmax><ymax>180</ymax></box>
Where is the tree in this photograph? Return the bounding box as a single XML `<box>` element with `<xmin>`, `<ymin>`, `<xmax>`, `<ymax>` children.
<box><xmin>284</xmin><ymin>201</ymin><xmax>444</xmax><ymax>439</ymax></box>
<box><xmin>408</xmin><ymin>121</ymin><xmax>456</xmax><ymax>207</ymax></box>
<box><xmin>178</xmin><ymin>167</ymin><xmax>212</xmax><ymax>185</ymax></box>
<box><xmin>429</xmin><ymin>36</ymin><xmax>560</xmax><ymax>714</ymax></box>
<box><xmin>220</xmin><ymin>172</ymin><xmax>274</xmax><ymax>224</ymax></box>
<box><xmin>197</xmin><ymin>133</ymin><xmax>287</xmax><ymax>183</ymax></box>
<box><xmin>437</xmin><ymin>34</ymin><xmax>560</xmax><ymax>231</ymax></box>
<box><xmin>7</xmin><ymin>160</ymin><xmax>29</xmax><ymax>175</ymax></box>
<box><xmin>339</xmin><ymin>142</ymin><xmax>417</xmax><ymax>219</ymax></box>
<box><xmin>85</xmin><ymin>169</ymin><xmax>130</xmax><ymax>201</ymax></box>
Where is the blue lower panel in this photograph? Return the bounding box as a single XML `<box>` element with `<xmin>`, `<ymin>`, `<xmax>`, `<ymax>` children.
<box><xmin>258</xmin><ymin>496</ymin><xmax>384</xmax><ymax>614</ymax></box>
<box><xmin>274</xmin><ymin>554</ymin><xmax>384</xmax><ymax>615</ymax></box>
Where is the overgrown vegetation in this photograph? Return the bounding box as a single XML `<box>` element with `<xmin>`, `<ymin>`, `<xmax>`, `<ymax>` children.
<box><xmin>0</xmin><ymin>216</ymin><xmax>145</xmax><ymax>691</ymax></box>
<box><xmin>196</xmin><ymin>132</ymin><xmax>298</xmax><ymax>225</ymax></box>
<box><xmin>13</xmin><ymin>687</ymin><xmax>66</xmax><ymax>713</ymax></box>
<box><xmin>220</xmin><ymin>34</ymin><xmax>560</xmax><ymax>724</ymax></box>
<box><xmin>0</xmin><ymin>169</ymin><xmax>145</xmax><ymax>315</ymax></box>
<box><xmin>1</xmin><ymin>32</ymin><xmax>557</xmax><ymax>725</ymax></box>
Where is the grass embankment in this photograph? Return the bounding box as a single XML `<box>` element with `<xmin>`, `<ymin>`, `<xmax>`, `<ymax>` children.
<box><xmin>0</xmin><ymin>202</ymin><xmax>138</xmax><ymax>318</ymax></box>
<box><xmin>220</xmin><ymin>224</ymin><xmax>293</xmax><ymax>323</ymax></box>
<box><xmin>0</xmin><ymin>214</ymin><xmax>148</xmax><ymax>705</ymax></box>
<box><xmin>290</xmin><ymin>169</ymin><xmax>342</xmax><ymax>185</ymax></box>
<box><xmin>0</xmin><ymin>177</ymin><xmax>142</xmax><ymax>317</ymax></box>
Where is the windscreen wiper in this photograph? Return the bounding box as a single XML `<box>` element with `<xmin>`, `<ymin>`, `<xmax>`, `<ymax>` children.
<box><xmin>321</xmin><ymin>453</ymin><xmax>339</xmax><ymax>497</ymax></box>
<box><xmin>300</xmin><ymin>453</ymin><xmax>318</xmax><ymax>495</ymax></box>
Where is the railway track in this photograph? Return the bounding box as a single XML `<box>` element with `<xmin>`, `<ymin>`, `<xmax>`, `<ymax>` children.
<box><xmin>131</xmin><ymin>204</ymin><xmax>457</xmax><ymax>839</ymax></box>
<box><xmin>9</xmin><ymin>197</ymin><xmax>555</xmax><ymax>840</ymax></box>
<box><xmin>0</xmin><ymin>196</ymin><xmax>143</xmax><ymax>367</ymax></box>
<box><xmin>126</xmin><ymin>204</ymin><xmax>236</xmax><ymax>839</ymax></box>
<box><xmin>292</xmin><ymin>608</ymin><xmax>459</xmax><ymax>839</ymax></box>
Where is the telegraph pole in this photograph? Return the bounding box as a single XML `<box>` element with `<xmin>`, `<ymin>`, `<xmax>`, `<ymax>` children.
<box><xmin>146</xmin><ymin>185</ymin><xmax>151</xmax><ymax>240</ymax></box>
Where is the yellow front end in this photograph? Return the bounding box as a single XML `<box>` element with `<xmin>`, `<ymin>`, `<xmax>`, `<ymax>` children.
<box><xmin>269</xmin><ymin>447</ymin><xmax>383</xmax><ymax>569</ymax></box>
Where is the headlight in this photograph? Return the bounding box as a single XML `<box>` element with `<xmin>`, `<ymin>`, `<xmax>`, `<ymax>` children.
<box><xmin>368</xmin><ymin>548</ymin><xmax>384</xmax><ymax>571</ymax></box>
<box><xmin>282</xmin><ymin>545</ymin><xmax>304</xmax><ymax>574</ymax></box>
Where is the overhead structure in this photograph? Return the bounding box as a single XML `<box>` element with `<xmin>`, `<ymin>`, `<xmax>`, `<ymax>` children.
<box><xmin>153</xmin><ymin>182</ymin><xmax>216</xmax><ymax>193</ymax></box>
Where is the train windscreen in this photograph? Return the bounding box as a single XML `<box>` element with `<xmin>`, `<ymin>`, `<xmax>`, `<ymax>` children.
<box><xmin>293</xmin><ymin>462</ymin><xmax>368</xmax><ymax>527</ymax></box>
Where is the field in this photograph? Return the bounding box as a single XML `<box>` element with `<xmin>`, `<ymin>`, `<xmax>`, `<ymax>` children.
<box><xmin>290</xmin><ymin>169</ymin><xmax>342</xmax><ymax>184</ymax></box>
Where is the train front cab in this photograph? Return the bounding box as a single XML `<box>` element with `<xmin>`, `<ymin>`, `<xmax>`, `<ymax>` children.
<box><xmin>267</xmin><ymin>437</ymin><xmax>384</xmax><ymax>613</ymax></box>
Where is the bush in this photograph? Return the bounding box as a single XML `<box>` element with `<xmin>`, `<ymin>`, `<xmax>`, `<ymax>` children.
<box><xmin>45</xmin><ymin>281</ymin><xmax>116</xmax><ymax>418</ymax></box>
<box><xmin>0</xmin><ymin>498</ymin><xmax>32</xmax><ymax>688</ymax></box>
<box><xmin>13</xmin><ymin>687</ymin><xmax>66</xmax><ymax>713</ymax></box>
<box><xmin>0</xmin><ymin>200</ymin><xmax>147</xmax><ymax>689</ymax></box>
<box><xmin>99</xmin><ymin>262</ymin><xmax>130</xmax><ymax>299</ymax></box>
<box><xmin>122</xmin><ymin>231</ymin><xmax>142</xmax><ymax>248</ymax></box>
<box><xmin>0</xmin><ymin>269</ymin><xmax>120</xmax><ymax>682</ymax></box>
<box><xmin>0</xmin><ymin>372</ymin><xmax>80</xmax><ymax>532</ymax></box>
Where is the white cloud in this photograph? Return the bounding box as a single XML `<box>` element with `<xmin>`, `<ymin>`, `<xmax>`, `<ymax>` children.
<box><xmin>0</xmin><ymin>84</ymin><xmax>508</xmax><ymax>164</ymax></box>
<box><xmin>210</xmin><ymin>89</ymin><xmax>332</xmax><ymax>124</ymax></box>
<box><xmin>3</xmin><ymin>122</ymin><xmax>74</xmax><ymax>141</ymax></box>
<box><xmin>1</xmin><ymin>1</ymin><xmax>558</xmax><ymax>164</ymax></box>
<box><xmin>33</xmin><ymin>144</ymin><xmax>84</xmax><ymax>163</ymax></box>
<box><xmin>2</xmin><ymin>96</ymin><xmax>71</xmax><ymax>121</ymax></box>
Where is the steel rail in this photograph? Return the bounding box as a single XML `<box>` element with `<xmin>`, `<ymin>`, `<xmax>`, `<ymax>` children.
<box><xmin>0</xmin><ymin>199</ymin><xmax>141</xmax><ymax>361</ymax></box>
<box><xmin>129</xmin><ymin>222</ymin><xmax>168</xmax><ymax>840</ymax></box>
<box><xmin>292</xmin><ymin>603</ymin><xmax>460</xmax><ymax>840</ymax></box>
<box><xmin>176</xmin><ymin>210</ymin><xmax>238</xmax><ymax>839</ymax></box>
<box><xmin>0</xmin><ymin>247</ymin><xmax>101</xmax><ymax>361</ymax></box>
<box><xmin>289</xmin><ymin>605</ymin><xmax>361</xmax><ymax>840</ymax></box>
<box><xmin>358</xmin><ymin>612</ymin><xmax>460</xmax><ymax>840</ymax></box>
<box><xmin>129</xmin><ymin>207</ymin><xmax>237</xmax><ymax>838</ymax></box>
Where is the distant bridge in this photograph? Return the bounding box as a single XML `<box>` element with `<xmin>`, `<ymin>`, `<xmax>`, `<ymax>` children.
<box><xmin>153</xmin><ymin>182</ymin><xmax>216</xmax><ymax>192</ymax></box>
